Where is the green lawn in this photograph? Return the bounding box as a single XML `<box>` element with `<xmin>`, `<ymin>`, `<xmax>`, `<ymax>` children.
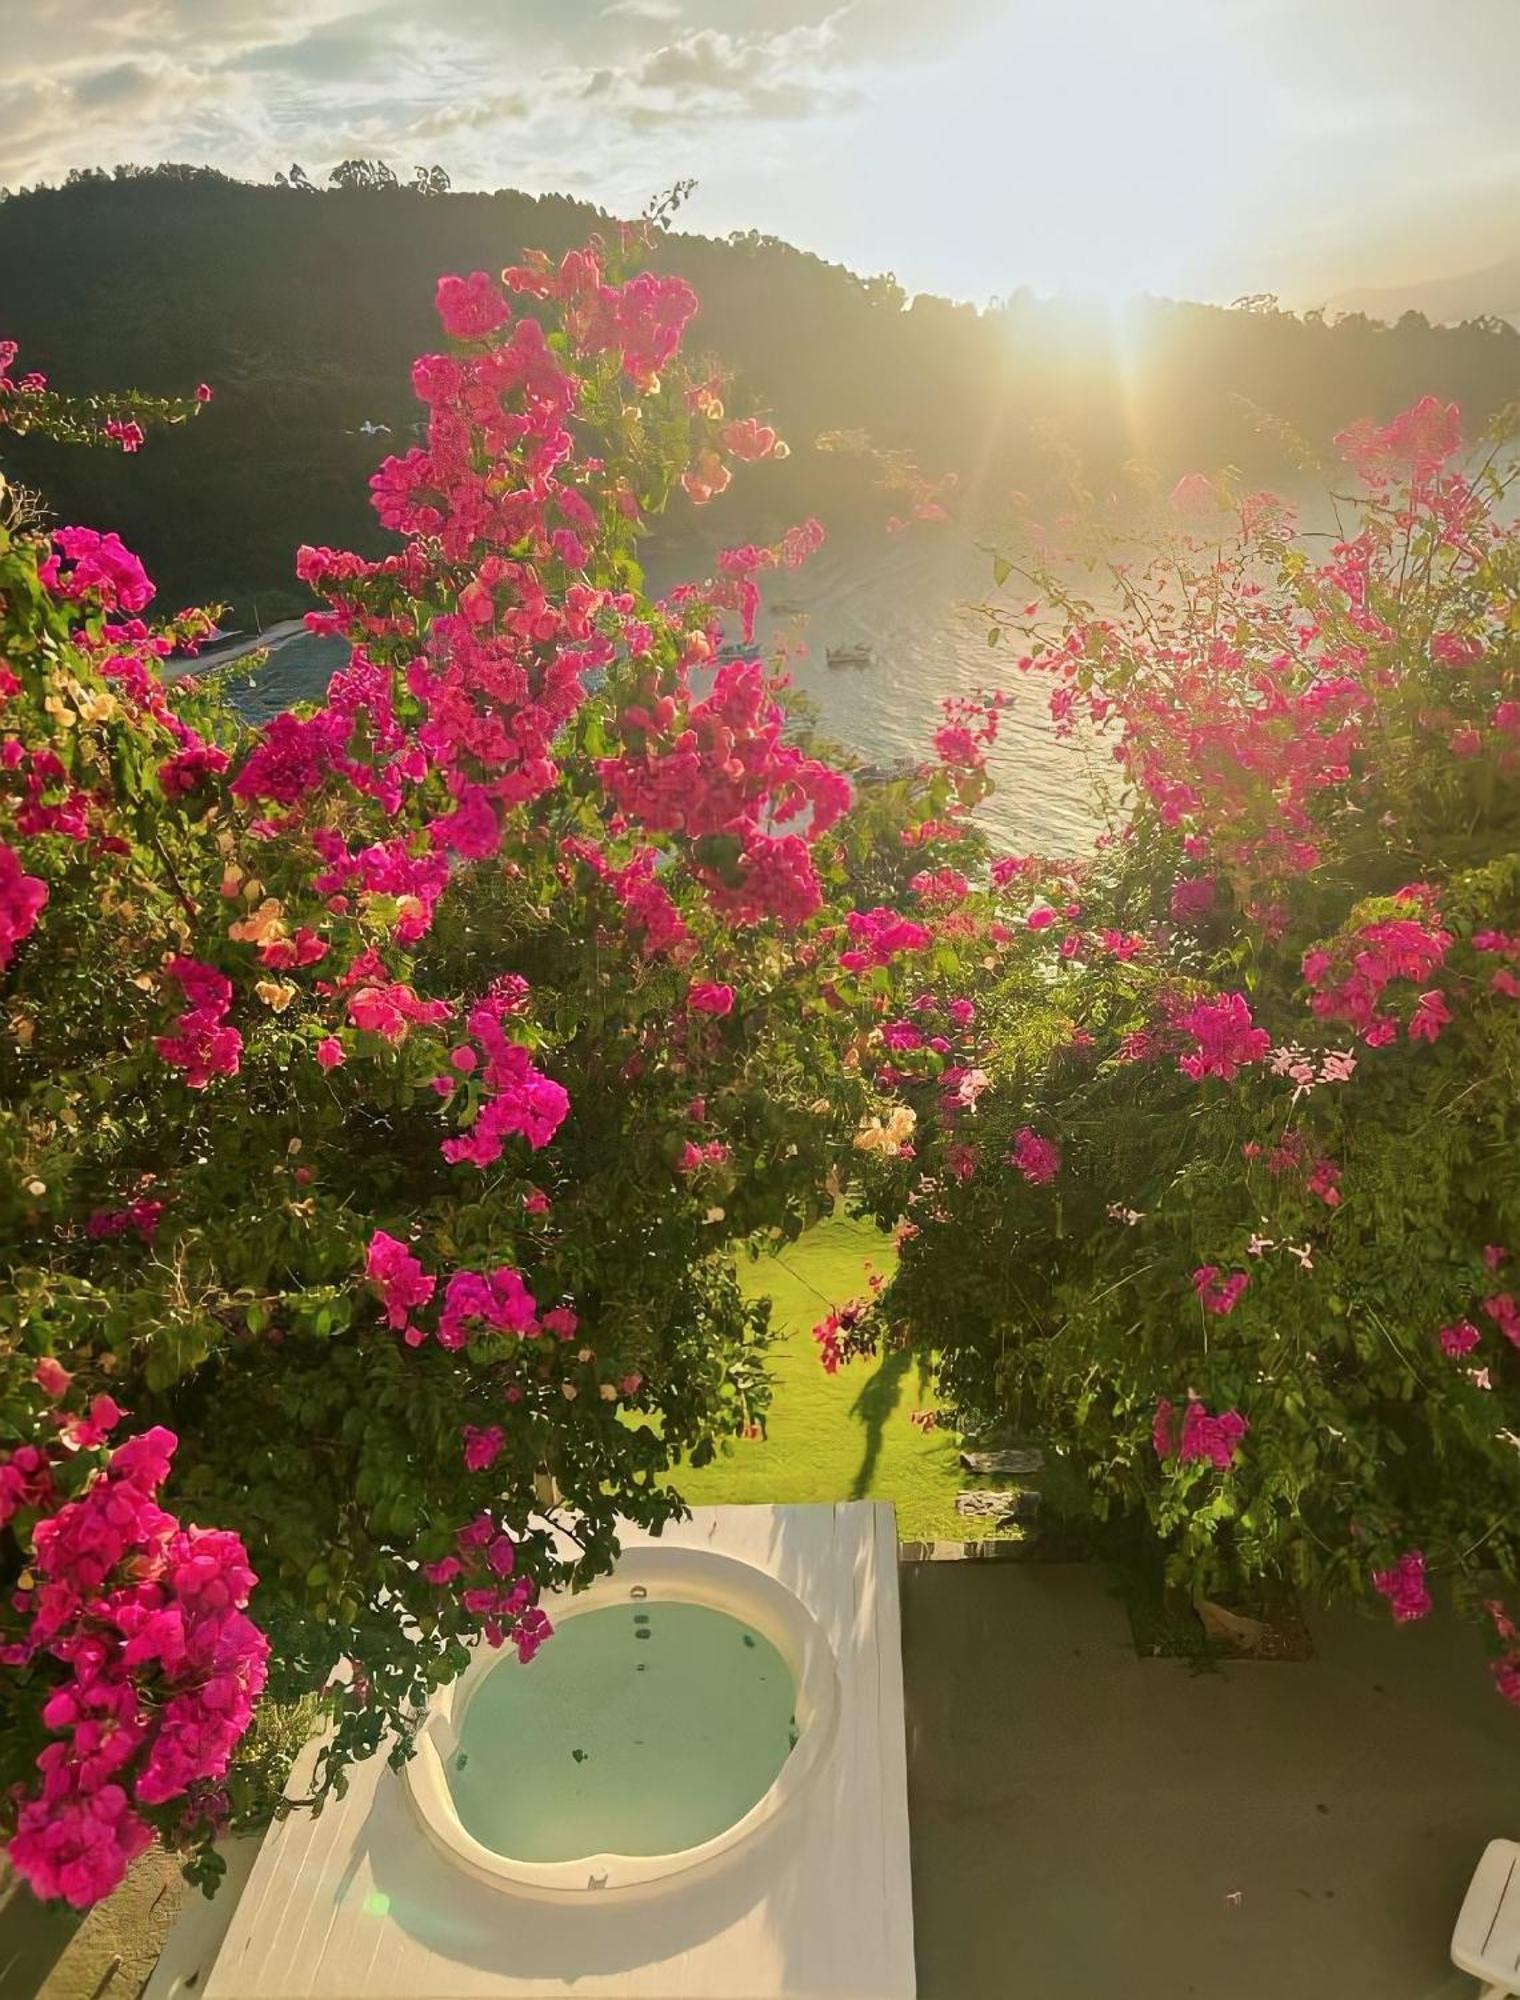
<box><xmin>670</xmin><ymin>1214</ymin><xmax>990</xmax><ymax>1542</ymax></box>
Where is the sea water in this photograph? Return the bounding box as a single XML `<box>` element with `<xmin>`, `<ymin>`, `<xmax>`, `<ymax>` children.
<box><xmin>445</xmin><ymin>1601</ymin><xmax>799</xmax><ymax>1863</ymax></box>
<box><xmin>214</xmin><ymin>526</ymin><xmax>1101</xmax><ymax>856</ymax></box>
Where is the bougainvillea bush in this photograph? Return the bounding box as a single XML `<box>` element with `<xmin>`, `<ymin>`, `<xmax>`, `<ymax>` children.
<box><xmin>0</xmin><ymin>242</ymin><xmax>970</xmax><ymax>1906</ymax></box>
<box><xmin>832</xmin><ymin>402</ymin><xmax>1520</xmax><ymax>1692</ymax></box>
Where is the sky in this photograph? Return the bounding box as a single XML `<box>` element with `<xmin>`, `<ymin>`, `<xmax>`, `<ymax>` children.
<box><xmin>5</xmin><ymin>0</ymin><xmax>1519</xmax><ymax>308</ymax></box>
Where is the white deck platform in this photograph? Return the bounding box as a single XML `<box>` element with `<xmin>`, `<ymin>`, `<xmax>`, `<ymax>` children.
<box><xmin>204</xmin><ymin>1502</ymin><xmax>915</xmax><ymax>1999</ymax></box>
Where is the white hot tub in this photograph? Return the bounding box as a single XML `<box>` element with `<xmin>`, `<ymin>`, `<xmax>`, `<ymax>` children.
<box><xmin>405</xmin><ymin>1543</ymin><xmax>841</xmax><ymax>1901</ymax></box>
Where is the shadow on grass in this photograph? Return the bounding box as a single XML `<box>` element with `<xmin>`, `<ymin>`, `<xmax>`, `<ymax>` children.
<box><xmin>847</xmin><ymin>1346</ymin><xmax>913</xmax><ymax>1499</ymax></box>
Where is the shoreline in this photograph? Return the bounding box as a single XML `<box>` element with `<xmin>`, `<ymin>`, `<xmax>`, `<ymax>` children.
<box><xmin>173</xmin><ymin>617</ymin><xmax>307</xmax><ymax>677</ymax></box>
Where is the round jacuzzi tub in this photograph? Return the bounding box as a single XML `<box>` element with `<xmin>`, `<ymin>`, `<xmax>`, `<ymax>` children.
<box><xmin>405</xmin><ymin>1545</ymin><xmax>839</xmax><ymax>1898</ymax></box>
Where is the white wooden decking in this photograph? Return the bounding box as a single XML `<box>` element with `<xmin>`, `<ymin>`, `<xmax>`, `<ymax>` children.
<box><xmin>203</xmin><ymin>1502</ymin><xmax>915</xmax><ymax>1998</ymax></box>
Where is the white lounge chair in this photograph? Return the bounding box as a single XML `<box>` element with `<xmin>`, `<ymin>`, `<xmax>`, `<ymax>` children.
<box><xmin>1453</xmin><ymin>1840</ymin><xmax>1520</xmax><ymax>1996</ymax></box>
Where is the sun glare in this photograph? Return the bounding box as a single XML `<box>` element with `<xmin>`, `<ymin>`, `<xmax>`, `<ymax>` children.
<box><xmin>843</xmin><ymin>0</ymin><xmax>1290</xmax><ymax>306</ymax></box>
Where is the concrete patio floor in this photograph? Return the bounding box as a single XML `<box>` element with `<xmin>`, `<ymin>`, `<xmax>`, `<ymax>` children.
<box><xmin>901</xmin><ymin>1561</ymin><xmax>1520</xmax><ymax>2000</ymax></box>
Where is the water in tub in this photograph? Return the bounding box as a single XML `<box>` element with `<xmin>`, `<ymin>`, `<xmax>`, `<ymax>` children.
<box><xmin>446</xmin><ymin>1602</ymin><xmax>799</xmax><ymax>1862</ymax></box>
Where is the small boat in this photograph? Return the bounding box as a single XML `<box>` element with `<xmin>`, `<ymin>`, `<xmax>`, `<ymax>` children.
<box><xmin>826</xmin><ymin>644</ymin><xmax>874</xmax><ymax>670</ymax></box>
<box><xmin>715</xmin><ymin>642</ymin><xmax>764</xmax><ymax>664</ymax></box>
<box><xmin>772</xmin><ymin>598</ymin><xmax>807</xmax><ymax>616</ymax></box>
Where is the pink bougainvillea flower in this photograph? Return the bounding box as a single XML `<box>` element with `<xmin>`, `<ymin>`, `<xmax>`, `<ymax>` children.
<box><xmin>154</xmin><ymin>956</ymin><xmax>241</xmax><ymax>1090</ymax></box>
<box><xmin>61</xmin><ymin>1394</ymin><xmax>123</xmax><ymax>1450</ymax></box>
<box><xmin>347</xmin><ymin>982</ymin><xmax>451</xmax><ymax>1045</ymax></box>
<box><xmin>44</xmin><ymin>527</ymin><xmax>154</xmax><ymax>614</ymax></box>
<box><xmin>682</xmin><ymin>450</ymin><xmax>731</xmax><ymax>505</ymax></box>
<box><xmin>1192</xmin><ymin>1267</ymin><xmax>1250</xmax><ymax>1316</ymax></box>
<box><xmin>688</xmin><ymin>981</ymin><xmax>735</xmax><ymax>1016</ymax></box>
<box><xmin>365</xmin><ymin>1230</ymin><xmax>435</xmax><ymax>1331</ymax></box>
<box><xmin>1438</xmin><ymin>1320</ymin><xmax>1481</xmax><ymax>1358</ymax></box>
<box><xmin>462</xmin><ymin>1425</ymin><xmax>506</xmax><ymax>1473</ymax></box>
<box><xmin>103</xmin><ymin>419</ymin><xmax>145</xmax><ymax>454</ymax></box>
<box><xmin>513</xmin><ymin>1607</ymin><xmax>553</xmax><ymax>1663</ymax></box>
<box><xmin>1408</xmin><ymin>989</ymin><xmax>1451</xmax><ymax>1044</ymax></box>
<box><xmin>1009</xmin><ymin>1128</ymin><xmax>1061</xmax><ymax>1186</ymax></box>
<box><xmin>1482</xmin><ymin>1293</ymin><xmax>1520</xmax><ymax>1348</ymax></box>
<box><xmin>812</xmin><ymin>1298</ymin><xmax>874</xmax><ymax>1376</ymax></box>
<box><xmin>909</xmin><ymin>868</ymin><xmax>970</xmax><ymax>907</ymax></box>
<box><xmin>1177</xmin><ymin>1399</ymin><xmax>1249</xmax><ymax>1469</ymax></box>
<box><xmin>0</xmin><ymin>840</ymin><xmax>49</xmax><ymax>970</ymax></box>
<box><xmin>1151</xmin><ymin>1398</ymin><xmax>1178</xmax><ymax>1460</ymax></box>
<box><xmin>437</xmin><ymin>1265</ymin><xmax>539</xmax><ymax>1348</ymax></box>
<box><xmin>838</xmin><ymin>907</ymin><xmax>933</xmax><ymax>972</ymax></box>
<box><xmin>1173</xmin><ymin>993</ymin><xmax>1272</xmax><ymax>1082</ymax></box>
<box><xmin>440</xmin><ymin>1038</ymin><xmax>569</xmax><ymax>1169</ymax></box>
<box><xmin>435</xmin><ymin>270</ymin><xmax>510</xmax><ymax>342</ymax></box>
<box><xmin>158</xmin><ymin>742</ymin><xmax>230</xmax><ymax>798</ymax></box>
<box><xmin>34</xmin><ymin>1358</ymin><xmax>72</xmax><ymax>1400</ymax></box>
<box><xmin>1167</xmin><ymin>472</ymin><xmax>1220</xmax><ymax>516</ymax></box>
<box><xmin>4</xmin><ymin>1427</ymin><xmax>267</xmax><ymax>1905</ymax></box>
<box><xmin>1335</xmin><ymin>396</ymin><xmax>1461</xmax><ymax>485</ymax></box>
<box><xmin>720</xmin><ymin>416</ymin><xmax>779</xmax><ymax>461</ymax></box>
<box><xmin>0</xmin><ymin>1441</ymin><xmax>55</xmax><ymax>1528</ymax></box>
<box><xmin>1169</xmin><ymin>875</ymin><xmax>1215</xmax><ymax>923</ymax></box>
<box><xmin>1371</xmin><ymin>1548</ymin><xmax>1432</xmax><ymax>1624</ymax></box>
<box><xmin>1155</xmin><ymin>1397</ymin><xmax>1247</xmax><ymax>1469</ymax></box>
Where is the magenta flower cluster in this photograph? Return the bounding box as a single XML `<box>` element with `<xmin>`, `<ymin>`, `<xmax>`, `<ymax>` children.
<box><xmin>1171</xmin><ymin>992</ymin><xmax>1273</xmax><ymax>1082</ymax></box>
<box><xmin>152</xmin><ymin>956</ymin><xmax>241</xmax><ymax>1091</ymax></box>
<box><xmin>1</xmin><ymin>1427</ymin><xmax>267</xmax><ymax>1908</ymax></box>
<box><xmin>1152</xmin><ymin>1397</ymin><xmax>1249</xmax><ymax>1470</ymax></box>
<box><xmin>1009</xmin><ymin>1127</ymin><xmax>1062</xmax><ymax>1186</ymax></box>
<box><xmin>1371</xmin><ymin>1548</ymin><xmax>1432</xmax><ymax>1624</ymax></box>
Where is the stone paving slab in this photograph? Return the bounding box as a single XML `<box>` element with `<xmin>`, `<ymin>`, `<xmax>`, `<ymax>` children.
<box><xmin>901</xmin><ymin>1562</ymin><xmax>1516</xmax><ymax>2000</ymax></box>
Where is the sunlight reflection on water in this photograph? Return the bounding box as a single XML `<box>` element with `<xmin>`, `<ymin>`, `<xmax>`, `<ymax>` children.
<box><xmin>223</xmin><ymin>527</ymin><xmax>1102</xmax><ymax>859</ymax></box>
<box><xmin>219</xmin><ymin>469</ymin><xmax>1440</xmax><ymax>863</ymax></box>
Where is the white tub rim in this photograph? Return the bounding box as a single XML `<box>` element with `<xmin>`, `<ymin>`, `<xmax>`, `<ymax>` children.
<box><xmin>404</xmin><ymin>1543</ymin><xmax>840</xmax><ymax>1900</ymax></box>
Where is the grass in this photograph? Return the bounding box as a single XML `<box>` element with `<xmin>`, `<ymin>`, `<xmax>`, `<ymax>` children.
<box><xmin>669</xmin><ymin>1213</ymin><xmax>1002</xmax><ymax>1542</ymax></box>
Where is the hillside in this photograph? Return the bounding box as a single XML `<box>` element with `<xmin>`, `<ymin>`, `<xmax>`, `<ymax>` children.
<box><xmin>1327</xmin><ymin>253</ymin><xmax>1520</xmax><ymax>329</ymax></box>
<box><xmin>3</xmin><ymin>166</ymin><xmax>1520</xmax><ymax>619</ymax></box>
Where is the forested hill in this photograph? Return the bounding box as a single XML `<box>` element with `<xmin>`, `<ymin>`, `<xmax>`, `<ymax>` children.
<box><xmin>4</xmin><ymin>163</ymin><xmax>1520</xmax><ymax>621</ymax></box>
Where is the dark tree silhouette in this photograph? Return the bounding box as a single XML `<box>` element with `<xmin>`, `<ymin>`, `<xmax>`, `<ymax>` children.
<box><xmin>2</xmin><ymin>165</ymin><xmax>1516</xmax><ymax>620</ymax></box>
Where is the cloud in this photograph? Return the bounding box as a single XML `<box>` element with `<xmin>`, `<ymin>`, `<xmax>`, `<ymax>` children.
<box><xmin>636</xmin><ymin>23</ymin><xmax>835</xmax><ymax>91</ymax></box>
<box><xmin>602</xmin><ymin>0</ymin><xmax>683</xmax><ymax>19</ymax></box>
<box><xmin>0</xmin><ymin>55</ymin><xmax>242</xmax><ymax>185</ymax></box>
<box><xmin>69</xmin><ymin>63</ymin><xmax>165</xmax><ymax>112</ymax></box>
<box><xmin>222</xmin><ymin>15</ymin><xmax>411</xmax><ymax>85</ymax></box>
<box><xmin>557</xmin><ymin>14</ymin><xmax>859</xmax><ymax>132</ymax></box>
<box><xmin>0</xmin><ymin>0</ymin><xmax>991</xmax><ymax>197</ymax></box>
<box><xmin>622</xmin><ymin>76</ymin><xmax>854</xmax><ymax>128</ymax></box>
<box><xmin>0</xmin><ymin>79</ymin><xmax>68</xmax><ymax>181</ymax></box>
<box><xmin>405</xmin><ymin>93</ymin><xmax>532</xmax><ymax>140</ymax></box>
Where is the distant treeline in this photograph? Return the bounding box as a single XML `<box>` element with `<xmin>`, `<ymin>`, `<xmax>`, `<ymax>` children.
<box><xmin>3</xmin><ymin>162</ymin><xmax>1519</xmax><ymax>623</ymax></box>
